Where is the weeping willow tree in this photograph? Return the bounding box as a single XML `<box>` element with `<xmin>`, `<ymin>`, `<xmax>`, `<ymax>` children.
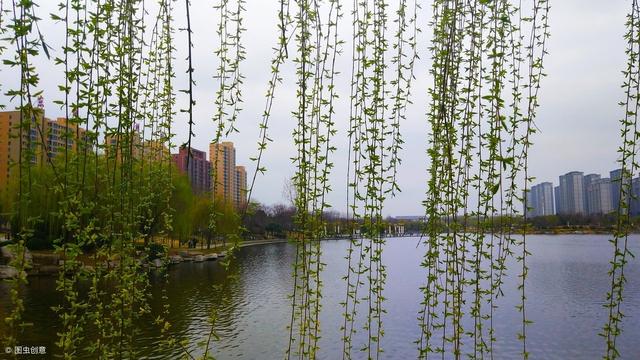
<box><xmin>3</xmin><ymin>0</ymin><xmax>640</xmax><ymax>359</ymax></box>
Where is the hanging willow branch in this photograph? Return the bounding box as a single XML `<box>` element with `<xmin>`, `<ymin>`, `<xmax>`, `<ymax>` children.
<box><xmin>197</xmin><ymin>0</ymin><xmax>247</xmax><ymax>356</ymax></box>
<box><xmin>340</xmin><ymin>1</ymin><xmax>418</xmax><ymax>359</ymax></box>
<box><xmin>602</xmin><ymin>1</ymin><xmax>640</xmax><ymax>359</ymax></box>
<box><xmin>209</xmin><ymin>0</ymin><xmax>246</xmax><ymax>253</ymax></box>
<box><xmin>245</xmin><ymin>0</ymin><xmax>292</xmax><ymax>210</ymax></box>
<box><xmin>183</xmin><ymin>0</ymin><xmax>195</xmax><ymax>171</ymax></box>
<box><xmin>285</xmin><ymin>0</ymin><xmax>341</xmax><ymax>359</ymax></box>
<box><xmin>213</xmin><ymin>0</ymin><xmax>246</xmax><ymax>139</ymax></box>
<box><xmin>3</xmin><ymin>0</ymin><xmax>44</xmax><ymax>353</ymax></box>
<box><xmin>386</xmin><ymin>0</ymin><xmax>419</xmax><ymax>196</ymax></box>
<box><xmin>51</xmin><ymin>0</ymin><xmax>92</xmax><ymax>356</ymax></box>
<box><xmin>2</xmin><ymin>0</ymin><xmax>178</xmax><ymax>357</ymax></box>
<box><xmin>419</xmin><ymin>0</ymin><xmax>549</xmax><ymax>358</ymax></box>
<box><xmin>0</xmin><ymin>0</ymin><xmax>6</xmax><ymax>110</ymax></box>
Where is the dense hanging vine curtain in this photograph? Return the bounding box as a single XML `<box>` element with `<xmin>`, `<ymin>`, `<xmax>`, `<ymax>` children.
<box><xmin>1</xmin><ymin>0</ymin><xmax>638</xmax><ymax>359</ymax></box>
<box><xmin>419</xmin><ymin>0</ymin><xmax>549</xmax><ymax>358</ymax></box>
<box><xmin>2</xmin><ymin>0</ymin><xmax>177</xmax><ymax>357</ymax></box>
<box><xmin>340</xmin><ymin>0</ymin><xmax>419</xmax><ymax>359</ymax></box>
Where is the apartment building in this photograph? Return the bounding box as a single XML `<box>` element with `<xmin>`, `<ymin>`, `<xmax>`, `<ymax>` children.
<box><xmin>0</xmin><ymin>110</ymin><xmax>90</xmax><ymax>191</ymax></box>
<box><xmin>209</xmin><ymin>141</ymin><xmax>247</xmax><ymax>209</ymax></box>
<box><xmin>172</xmin><ymin>145</ymin><xmax>211</xmax><ymax>194</ymax></box>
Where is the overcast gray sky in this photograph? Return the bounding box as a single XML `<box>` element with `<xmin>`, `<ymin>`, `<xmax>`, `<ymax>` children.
<box><xmin>0</xmin><ymin>1</ymin><xmax>631</xmax><ymax>216</ymax></box>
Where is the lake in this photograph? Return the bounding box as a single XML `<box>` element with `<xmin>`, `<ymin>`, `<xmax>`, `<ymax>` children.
<box><xmin>1</xmin><ymin>235</ymin><xmax>639</xmax><ymax>359</ymax></box>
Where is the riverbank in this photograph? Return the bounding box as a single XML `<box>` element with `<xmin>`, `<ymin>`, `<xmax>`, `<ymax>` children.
<box><xmin>4</xmin><ymin>231</ymin><xmax>632</xmax><ymax>280</ymax></box>
<box><xmin>0</xmin><ymin>237</ymin><xmax>292</xmax><ymax>279</ymax></box>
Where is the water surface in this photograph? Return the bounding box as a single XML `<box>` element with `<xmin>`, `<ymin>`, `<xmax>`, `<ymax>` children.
<box><xmin>1</xmin><ymin>235</ymin><xmax>639</xmax><ymax>359</ymax></box>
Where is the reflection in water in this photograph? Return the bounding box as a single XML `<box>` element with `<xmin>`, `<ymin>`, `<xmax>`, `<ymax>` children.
<box><xmin>0</xmin><ymin>235</ymin><xmax>639</xmax><ymax>359</ymax></box>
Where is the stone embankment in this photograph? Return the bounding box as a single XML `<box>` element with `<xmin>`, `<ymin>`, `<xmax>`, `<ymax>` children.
<box><xmin>0</xmin><ymin>243</ymin><xmax>228</xmax><ymax>278</ymax></box>
<box><xmin>0</xmin><ymin>237</ymin><xmax>282</xmax><ymax>279</ymax></box>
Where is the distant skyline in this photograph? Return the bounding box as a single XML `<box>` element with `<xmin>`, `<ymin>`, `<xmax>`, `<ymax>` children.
<box><xmin>0</xmin><ymin>1</ymin><xmax>631</xmax><ymax>216</ymax></box>
<box><xmin>526</xmin><ymin>168</ymin><xmax>640</xmax><ymax>218</ymax></box>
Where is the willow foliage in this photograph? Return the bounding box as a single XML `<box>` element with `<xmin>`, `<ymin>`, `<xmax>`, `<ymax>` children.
<box><xmin>339</xmin><ymin>0</ymin><xmax>419</xmax><ymax>359</ymax></box>
<box><xmin>210</xmin><ymin>0</ymin><xmax>246</xmax><ymax>258</ymax></box>
<box><xmin>419</xmin><ymin>0</ymin><xmax>549</xmax><ymax>358</ymax></box>
<box><xmin>3</xmin><ymin>0</ymin><xmax>45</xmax><ymax>353</ymax></box>
<box><xmin>2</xmin><ymin>0</ymin><xmax>176</xmax><ymax>357</ymax></box>
<box><xmin>2</xmin><ymin>0</ymin><xmax>640</xmax><ymax>359</ymax></box>
<box><xmin>602</xmin><ymin>1</ymin><xmax>640</xmax><ymax>359</ymax></box>
<box><xmin>284</xmin><ymin>0</ymin><xmax>341</xmax><ymax>357</ymax></box>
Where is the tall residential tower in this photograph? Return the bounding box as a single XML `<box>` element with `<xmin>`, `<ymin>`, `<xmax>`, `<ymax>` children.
<box><xmin>526</xmin><ymin>182</ymin><xmax>555</xmax><ymax>217</ymax></box>
<box><xmin>0</xmin><ymin>110</ymin><xmax>90</xmax><ymax>192</ymax></box>
<box><xmin>557</xmin><ymin>171</ymin><xmax>585</xmax><ymax>215</ymax></box>
<box><xmin>172</xmin><ymin>145</ymin><xmax>211</xmax><ymax>194</ymax></box>
<box><xmin>209</xmin><ymin>141</ymin><xmax>247</xmax><ymax>209</ymax></box>
<box><xmin>585</xmin><ymin>178</ymin><xmax>613</xmax><ymax>215</ymax></box>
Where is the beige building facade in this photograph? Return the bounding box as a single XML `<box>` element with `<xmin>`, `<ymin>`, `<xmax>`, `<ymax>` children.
<box><xmin>209</xmin><ymin>141</ymin><xmax>247</xmax><ymax>209</ymax></box>
<box><xmin>0</xmin><ymin>110</ymin><xmax>90</xmax><ymax>192</ymax></box>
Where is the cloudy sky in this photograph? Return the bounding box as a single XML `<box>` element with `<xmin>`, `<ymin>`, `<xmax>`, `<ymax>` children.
<box><xmin>0</xmin><ymin>1</ymin><xmax>631</xmax><ymax>216</ymax></box>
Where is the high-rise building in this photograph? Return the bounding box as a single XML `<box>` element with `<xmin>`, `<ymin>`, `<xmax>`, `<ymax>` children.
<box><xmin>142</xmin><ymin>139</ymin><xmax>170</xmax><ymax>162</ymax></box>
<box><xmin>557</xmin><ymin>171</ymin><xmax>585</xmax><ymax>215</ymax></box>
<box><xmin>1</xmin><ymin>111</ymin><xmax>91</xmax><ymax>192</ymax></box>
<box><xmin>583</xmin><ymin>173</ymin><xmax>601</xmax><ymax>214</ymax></box>
<box><xmin>0</xmin><ymin>110</ymin><xmax>44</xmax><ymax>191</ymax></box>
<box><xmin>585</xmin><ymin>178</ymin><xmax>613</xmax><ymax>215</ymax></box>
<box><xmin>554</xmin><ymin>185</ymin><xmax>562</xmax><ymax>215</ymax></box>
<box><xmin>104</xmin><ymin>130</ymin><xmax>143</xmax><ymax>161</ymax></box>
<box><xmin>172</xmin><ymin>146</ymin><xmax>211</xmax><ymax>194</ymax></box>
<box><xmin>234</xmin><ymin>166</ymin><xmax>247</xmax><ymax>209</ymax></box>
<box><xmin>609</xmin><ymin>168</ymin><xmax>632</xmax><ymax>212</ymax></box>
<box><xmin>210</xmin><ymin>141</ymin><xmax>237</xmax><ymax>206</ymax></box>
<box><xmin>46</xmin><ymin>117</ymin><xmax>90</xmax><ymax>158</ymax></box>
<box><xmin>525</xmin><ymin>182</ymin><xmax>554</xmax><ymax>217</ymax></box>
<box><xmin>209</xmin><ymin>142</ymin><xmax>247</xmax><ymax>209</ymax></box>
